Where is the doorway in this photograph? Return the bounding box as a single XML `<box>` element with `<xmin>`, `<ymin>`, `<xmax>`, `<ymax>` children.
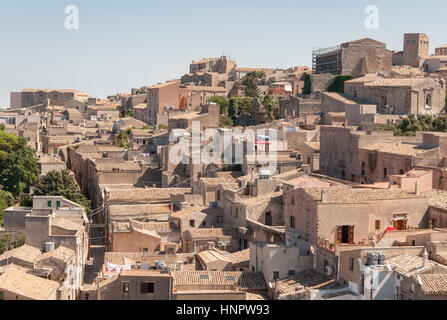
<box><xmin>338</xmin><ymin>225</ymin><xmax>354</xmax><ymax>244</ymax></box>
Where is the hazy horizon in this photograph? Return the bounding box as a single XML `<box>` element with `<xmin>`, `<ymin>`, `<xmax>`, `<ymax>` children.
<box><xmin>1</xmin><ymin>0</ymin><xmax>446</xmax><ymax>108</ymax></box>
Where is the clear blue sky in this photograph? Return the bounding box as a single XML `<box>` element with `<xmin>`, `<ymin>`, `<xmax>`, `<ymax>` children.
<box><xmin>1</xmin><ymin>0</ymin><xmax>446</xmax><ymax>108</ymax></box>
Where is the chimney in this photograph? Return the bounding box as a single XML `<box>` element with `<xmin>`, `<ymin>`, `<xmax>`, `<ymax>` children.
<box><xmin>321</xmin><ymin>189</ymin><xmax>327</xmax><ymax>203</ymax></box>
<box><xmin>415</xmin><ymin>181</ymin><xmax>420</xmax><ymax>195</ymax></box>
<box><xmin>422</xmin><ymin>249</ymin><xmax>428</xmax><ymax>268</ymax></box>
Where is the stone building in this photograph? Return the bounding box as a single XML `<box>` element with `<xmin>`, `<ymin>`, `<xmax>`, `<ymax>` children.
<box><xmin>146</xmin><ymin>80</ymin><xmax>181</xmax><ymax>125</ymax></box>
<box><xmin>189</xmin><ymin>56</ymin><xmax>236</xmax><ymax>75</ymax></box>
<box><xmin>313</xmin><ymin>38</ymin><xmax>392</xmax><ymax>77</ymax></box>
<box><xmin>344</xmin><ymin>74</ymin><xmax>446</xmax><ymax>115</ymax></box>
<box><xmin>10</xmin><ymin>89</ymin><xmax>89</xmax><ymax>109</ymax></box>
<box><xmin>436</xmin><ymin>44</ymin><xmax>447</xmax><ymax>56</ymax></box>
<box><xmin>423</xmin><ymin>52</ymin><xmax>447</xmax><ymax>74</ymax></box>
<box><xmin>319</xmin><ymin>127</ymin><xmax>446</xmax><ymax>184</ymax></box>
<box><xmin>400</xmin><ymin>274</ymin><xmax>447</xmax><ymax>300</ymax></box>
<box><xmin>37</xmin><ymin>155</ymin><xmax>67</xmax><ymax>176</ymax></box>
<box><xmin>0</xmin><ymin>264</ymin><xmax>60</xmax><ymax>300</ymax></box>
<box><xmin>110</xmin><ymin>220</ymin><xmax>166</xmax><ymax>253</ymax></box>
<box><xmin>401</xmin><ymin>33</ymin><xmax>430</xmax><ymax>68</ymax></box>
<box><xmin>96</xmin><ymin>269</ymin><xmax>173</xmax><ymax>300</ymax></box>
<box><xmin>284</xmin><ymin>186</ymin><xmax>431</xmax><ymax>252</ymax></box>
<box><xmin>279</xmin><ymin>96</ymin><xmax>321</xmax><ymax>120</ymax></box>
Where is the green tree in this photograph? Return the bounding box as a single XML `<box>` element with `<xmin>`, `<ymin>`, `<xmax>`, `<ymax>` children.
<box><xmin>207</xmin><ymin>96</ymin><xmax>230</xmax><ymax>114</ymax></box>
<box><xmin>262</xmin><ymin>95</ymin><xmax>279</xmax><ymax>121</ymax></box>
<box><xmin>19</xmin><ymin>194</ymin><xmax>33</xmax><ymax>207</ymax></box>
<box><xmin>0</xmin><ymin>234</ymin><xmax>14</xmax><ymax>254</ymax></box>
<box><xmin>242</xmin><ymin>72</ymin><xmax>265</xmax><ymax>98</ymax></box>
<box><xmin>302</xmin><ymin>73</ymin><xmax>312</xmax><ymax>95</ymax></box>
<box><xmin>0</xmin><ymin>130</ymin><xmax>39</xmax><ymax>197</ymax></box>
<box><xmin>0</xmin><ymin>233</ymin><xmax>23</xmax><ymax>254</ymax></box>
<box><xmin>418</xmin><ymin>115</ymin><xmax>434</xmax><ymax>131</ymax></box>
<box><xmin>0</xmin><ymin>190</ymin><xmax>14</xmax><ymax>226</ymax></box>
<box><xmin>114</xmin><ymin>128</ymin><xmax>132</xmax><ymax>149</ymax></box>
<box><xmin>432</xmin><ymin>115</ymin><xmax>447</xmax><ymax>132</ymax></box>
<box><xmin>33</xmin><ymin>170</ymin><xmax>91</xmax><ymax>210</ymax></box>
<box><xmin>219</xmin><ymin>114</ymin><xmax>234</xmax><ymax>127</ymax></box>
<box><xmin>326</xmin><ymin>75</ymin><xmax>353</xmax><ymax>93</ymax></box>
<box><xmin>228</xmin><ymin>97</ymin><xmax>254</xmax><ymax>124</ymax></box>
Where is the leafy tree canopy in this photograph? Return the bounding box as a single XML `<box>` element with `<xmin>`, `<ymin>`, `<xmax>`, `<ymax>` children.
<box><xmin>228</xmin><ymin>97</ymin><xmax>254</xmax><ymax>125</ymax></box>
<box><xmin>33</xmin><ymin>170</ymin><xmax>90</xmax><ymax>210</ymax></box>
<box><xmin>207</xmin><ymin>96</ymin><xmax>230</xmax><ymax>114</ymax></box>
<box><xmin>242</xmin><ymin>72</ymin><xmax>265</xmax><ymax>98</ymax></box>
<box><xmin>262</xmin><ymin>95</ymin><xmax>279</xmax><ymax>121</ymax></box>
<box><xmin>0</xmin><ymin>130</ymin><xmax>39</xmax><ymax>197</ymax></box>
<box><xmin>373</xmin><ymin>114</ymin><xmax>447</xmax><ymax>136</ymax></box>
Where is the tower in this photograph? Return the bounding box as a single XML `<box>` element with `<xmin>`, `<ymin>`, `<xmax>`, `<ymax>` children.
<box><xmin>403</xmin><ymin>33</ymin><xmax>430</xmax><ymax>68</ymax></box>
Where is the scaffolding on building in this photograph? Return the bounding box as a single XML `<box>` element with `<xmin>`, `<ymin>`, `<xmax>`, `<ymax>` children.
<box><xmin>312</xmin><ymin>45</ymin><xmax>340</xmax><ymax>73</ymax></box>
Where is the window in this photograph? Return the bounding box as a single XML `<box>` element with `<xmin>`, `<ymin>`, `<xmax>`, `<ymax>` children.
<box><xmin>202</xmin><ymin>221</ymin><xmax>206</xmax><ymax>227</ymax></box>
<box><xmin>349</xmin><ymin>258</ymin><xmax>354</xmax><ymax>271</ymax></box>
<box><xmin>273</xmin><ymin>272</ymin><xmax>279</xmax><ymax>280</ymax></box>
<box><xmin>56</xmin><ymin>201</ymin><xmax>61</xmax><ymax>209</ymax></box>
<box><xmin>288</xmin><ymin>270</ymin><xmax>295</xmax><ymax>276</ymax></box>
<box><xmin>411</xmin><ymin>240</ymin><xmax>416</xmax><ymax>246</ymax></box>
<box><xmin>375</xmin><ymin>220</ymin><xmax>381</xmax><ymax>230</ymax></box>
<box><xmin>290</xmin><ymin>216</ymin><xmax>295</xmax><ymax>229</ymax></box>
<box><xmin>216</xmin><ymin>216</ymin><xmax>222</xmax><ymax>224</ymax></box>
<box><xmin>140</xmin><ymin>282</ymin><xmax>155</xmax><ymax>294</ymax></box>
<box><xmin>122</xmin><ymin>282</ymin><xmax>129</xmax><ymax>293</ymax></box>
<box><xmin>291</xmin><ymin>198</ymin><xmax>295</xmax><ymax>206</ymax></box>
<box><xmin>189</xmin><ymin>220</ymin><xmax>195</xmax><ymax>227</ymax></box>
<box><xmin>383</xmin><ymin>168</ymin><xmax>387</xmax><ymax>179</ymax></box>
<box><xmin>47</xmin><ymin>200</ymin><xmax>52</xmax><ymax>208</ymax></box>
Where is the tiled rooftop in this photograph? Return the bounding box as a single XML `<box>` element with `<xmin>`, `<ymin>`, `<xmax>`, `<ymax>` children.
<box><xmin>386</xmin><ymin>253</ymin><xmax>447</xmax><ymax>277</ymax></box>
<box><xmin>197</xmin><ymin>250</ymin><xmax>230</xmax><ymax>265</ymax></box>
<box><xmin>174</xmin><ymin>271</ymin><xmax>267</xmax><ymax>291</ymax></box>
<box><xmin>303</xmin><ymin>186</ymin><xmax>421</xmax><ymax>203</ymax></box>
<box><xmin>184</xmin><ymin>228</ymin><xmax>234</xmax><ymax>240</ymax></box>
<box><xmin>413</xmin><ymin>274</ymin><xmax>447</xmax><ymax>295</ymax></box>
<box><xmin>276</xmin><ymin>269</ymin><xmax>343</xmax><ymax>294</ymax></box>
<box><xmin>360</xmin><ymin>141</ymin><xmax>435</xmax><ymax>156</ymax></box>
<box><xmin>0</xmin><ymin>245</ymin><xmax>43</xmax><ymax>264</ymax></box>
<box><xmin>0</xmin><ymin>264</ymin><xmax>60</xmax><ymax>300</ymax></box>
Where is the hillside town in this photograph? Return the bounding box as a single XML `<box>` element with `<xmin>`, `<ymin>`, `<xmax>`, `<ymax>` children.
<box><xmin>2</xmin><ymin>32</ymin><xmax>447</xmax><ymax>301</ymax></box>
